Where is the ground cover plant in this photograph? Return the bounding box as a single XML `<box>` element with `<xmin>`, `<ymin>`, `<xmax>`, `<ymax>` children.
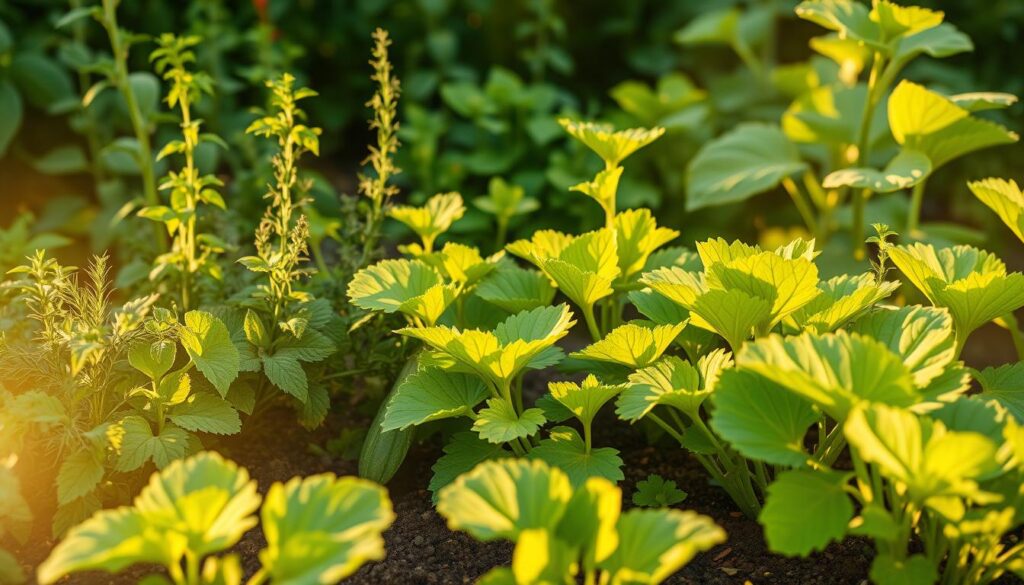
<box><xmin>1</xmin><ymin>0</ymin><xmax>1024</xmax><ymax>584</ymax></box>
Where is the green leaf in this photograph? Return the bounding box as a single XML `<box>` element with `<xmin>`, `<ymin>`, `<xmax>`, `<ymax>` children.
<box><xmin>133</xmin><ymin>452</ymin><xmax>261</xmax><ymax>557</ymax></box>
<box><xmin>56</xmin><ymin>449</ymin><xmax>104</xmax><ymax>506</ymax></box>
<box><xmin>10</xmin><ymin>53</ymin><xmax>75</xmax><ymax>109</ymax></box>
<box><xmin>508</xmin><ymin>528</ymin><xmax>577</xmax><ymax>585</ymax></box>
<box><xmin>707</xmin><ymin>251</ymin><xmax>821</xmax><ymax>327</ymax></box>
<box><xmin>737</xmin><ymin>331</ymin><xmax>918</xmax><ymax>420</ymax></box>
<box><xmin>437</xmin><ymin>459</ymin><xmax>572</xmax><ymax>541</ymax></box>
<box><xmin>168</xmin><ymin>392</ymin><xmax>241</xmax><ymax>435</ymax></box>
<box><xmin>476</xmin><ymin>265</ymin><xmax>556</xmax><ymax>313</ymax></box>
<box><xmin>438</xmin><ymin>242</ymin><xmax>501</xmax><ymax>286</ymax></box>
<box><xmin>571</xmin><ymin>166</ymin><xmax>623</xmax><ymax>220</ymax></box>
<box><xmin>0</xmin><ymin>548</ymin><xmax>24</xmax><ymax>585</ymax></box>
<box><xmin>297</xmin><ymin>382</ymin><xmax>330</xmax><ymax>431</ymax></box>
<box><xmin>846</xmin><ymin>404</ymin><xmax>999</xmax><ymax>506</ymax></box>
<box><xmin>571</xmin><ymin>322</ymin><xmax>685</xmax><ymax>368</ymax></box>
<box><xmin>382</xmin><ymin>368</ymin><xmax>489</xmax><ymax>431</ymax></box>
<box><xmin>888</xmin><ymin>81</ymin><xmax>1018</xmax><ymax>170</ymax></box>
<box><xmin>388</xmin><ymin>192</ymin><xmax>465</xmax><ymax>244</ymax></box>
<box><xmin>40</xmin><ymin>452</ymin><xmax>260</xmax><ymax>584</ymax></box>
<box><xmin>950</xmin><ymin>92</ymin><xmax>1018</xmax><ymax>112</ymax></box>
<box><xmin>795</xmin><ymin>0</ymin><xmax>882</xmax><ymax>48</ymax></box>
<box><xmin>760</xmin><ymin>470</ymin><xmax>853</xmax><ymax>556</ymax></box>
<box><xmin>399</xmin><ymin>304</ymin><xmax>575</xmax><ymax>388</ymax></box>
<box><xmin>893</xmin><ymin>23</ymin><xmax>972</xmax><ymax>63</ymax></box>
<box><xmin>179</xmin><ymin>311</ymin><xmax>240</xmax><ymax>397</ymax></box>
<box><xmin>474</xmin><ymin>177</ymin><xmax>538</xmax><ymax>220</ymax></box>
<box><xmin>792</xmin><ymin>273</ymin><xmax>900</xmax><ymax>333</ymax></box>
<box><xmin>347</xmin><ymin>259</ymin><xmax>456</xmax><ymax>325</ymax></box>
<box><xmin>128</xmin><ymin>340</ymin><xmax>176</xmax><ymax>381</ymax></box>
<box><xmin>599</xmin><ymin>508</ymin><xmax>725</xmax><ymax>583</ymax></box>
<box><xmin>851</xmin><ymin>305</ymin><xmax>956</xmax><ymax>391</ymax></box>
<box><xmin>686</xmin><ymin>123</ymin><xmax>808</xmax><ymax>211</ymax></box>
<box><xmin>243</xmin><ymin>310</ymin><xmax>268</xmax><ymax>348</ymax></box>
<box><xmin>546</xmin><ymin>375</ymin><xmax>623</xmax><ymax>428</ymax></box>
<box><xmin>615</xmin><ymin>209</ymin><xmax>680</xmax><ymax>286</ymax></box>
<box><xmin>559</xmin><ymin>118</ymin><xmax>664</xmax><ymax>167</ymax></box>
<box><xmin>0</xmin><ymin>80</ymin><xmax>23</xmax><ymax>157</ymax></box>
<box><xmin>711</xmin><ymin>369</ymin><xmax>818</xmax><ymax>467</ymax></box>
<box><xmin>115</xmin><ymin>416</ymin><xmax>190</xmax><ymax>472</ymax></box>
<box><xmin>259</xmin><ymin>474</ymin><xmax>394</xmax><ymax>583</ymax></box>
<box><xmin>870</xmin><ymin>554</ymin><xmax>938</xmax><ymax>585</ymax></box>
<box><xmin>263</xmin><ymin>354</ymin><xmax>308</xmax><ymax>401</ymax></box>
<box><xmin>975</xmin><ymin>363</ymin><xmax>1024</xmax><ymax>422</ymax></box>
<box><xmin>632</xmin><ymin>474</ymin><xmax>688</xmax><ymax>508</ymax></box>
<box><xmin>968</xmin><ymin>177</ymin><xmax>1024</xmax><ymax>244</ymax></box>
<box><xmin>822</xmin><ymin>149</ymin><xmax>931</xmax><ymax>193</ymax></box>
<box><xmin>540</xmin><ymin>229</ymin><xmax>620</xmax><ymax>311</ymax></box>
<box><xmin>429</xmin><ymin>432</ymin><xmax>509</xmax><ymax>497</ymax></box>
<box><xmin>674</xmin><ymin>8</ymin><xmax>740</xmax><ymax>46</ymax></box>
<box><xmin>690</xmin><ymin>289</ymin><xmax>774</xmax><ymax>351</ymax></box>
<box><xmin>157</xmin><ymin>371</ymin><xmax>192</xmax><ymax>406</ymax></box>
<box><xmin>33</xmin><ymin>145</ymin><xmax>88</xmax><ymax>175</ymax></box>
<box><xmin>531</xmin><ymin>426</ymin><xmax>624</xmax><ymax>486</ymax></box>
<box><xmin>889</xmin><ymin>244</ymin><xmax>1024</xmax><ymax>341</ymax></box>
<box><xmin>618</xmin><ymin>356</ymin><xmax>709</xmax><ymax>422</ymax></box>
<box><xmin>472</xmin><ymin>399</ymin><xmax>546</xmax><ymax>444</ymax></box>
<box><xmin>272</xmin><ymin>329</ymin><xmax>335</xmax><ymax>363</ymax></box>
<box><xmin>37</xmin><ymin>508</ymin><xmax>182</xmax><ymax>584</ymax></box>
<box><xmin>783</xmin><ymin>83</ymin><xmax>883</xmax><ymax>148</ymax></box>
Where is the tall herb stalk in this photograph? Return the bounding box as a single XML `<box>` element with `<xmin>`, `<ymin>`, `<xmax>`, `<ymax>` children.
<box><xmin>97</xmin><ymin>0</ymin><xmax>165</xmax><ymax>250</ymax></box>
<box><xmin>142</xmin><ymin>34</ymin><xmax>225</xmax><ymax>311</ymax></box>
<box><xmin>358</xmin><ymin>28</ymin><xmax>401</xmax><ymax>267</ymax></box>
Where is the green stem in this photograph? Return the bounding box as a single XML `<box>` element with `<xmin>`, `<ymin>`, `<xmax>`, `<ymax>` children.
<box><xmin>582</xmin><ymin>304</ymin><xmax>602</xmax><ymax>342</ymax></box>
<box><xmin>495</xmin><ymin>217</ymin><xmax>508</xmax><ymax>252</ymax></box>
<box><xmin>781</xmin><ymin>176</ymin><xmax>819</xmax><ymax>236</ymax></box>
<box><xmin>647</xmin><ymin>412</ymin><xmax>685</xmax><ymax>445</ymax></box>
<box><xmin>850</xmin><ymin>52</ymin><xmax>887</xmax><ymax>260</ymax></box>
<box><xmin>101</xmin><ymin>0</ymin><xmax>165</xmax><ymax>251</ymax></box>
<box><xmin>1004</xmin><ymin>313</ymin><xmax>1024</xmax><ymax>361</ymax></box>
<box><xmin>906</xmin><ymin>179</ymin><xmax>927</xmax><ymax>236</ymax></box>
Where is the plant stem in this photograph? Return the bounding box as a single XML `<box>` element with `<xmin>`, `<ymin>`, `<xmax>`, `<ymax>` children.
<box><xmin>850</xmin><ymin>52</ymin><xmax>887</xmax><ymax>260</ymax></box>
<box><xmin>906</xmin><ymin>179</ymin><xmax>928</xmax><ymax>236</ymax></box>
<box><xmin>100</xmin><ymin>0</ymin><xmax>165</xmax><ymax>251</ymax></box>
<box><xmin>582</xmin><ymin>304</ymin><xmax>602</xmax><ymax>342</ymax></box>
<box><xmin>781</xmin><ymin>176</ymin><xmax>819</xmax><ymax>236</ymax></box>
<box><xmin>1003</xmin><ymin>312</ymin><xmax>1024</xmax><ymax>361</ymax></box>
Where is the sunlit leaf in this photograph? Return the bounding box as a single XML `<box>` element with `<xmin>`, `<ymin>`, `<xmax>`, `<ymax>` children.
<box><xmin>531</xmin><ymin>426</ymin><xmax>624</xmax><ymax>486</ymax></box>
<box><xmin>259</xmin><ymin>474</ymin><xmax>394</xmax><ymax>583</ymax></box>
<box><xmin>686</xmin><ymin>123</ymin><xmax>808</xmax><ymax>211</ymax></box>
<box><xmin>711</xmin><ymin>369</ymin><xmax>818</xmax><ymax>467</ymax></box>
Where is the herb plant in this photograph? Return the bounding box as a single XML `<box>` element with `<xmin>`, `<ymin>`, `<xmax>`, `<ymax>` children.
<box><xmin>38</xmin><ymin>451</ymin><xmax>394</xmax><ymax>585</ymax></box>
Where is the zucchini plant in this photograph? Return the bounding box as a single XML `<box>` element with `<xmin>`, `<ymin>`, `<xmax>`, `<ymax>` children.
<box><xmin>437</xmin><ymin>458</ymin><xmax>725</xmax><ymax>585</ymax></box>
<box><xmin>38</xmin><ymin>451</ymin><xmax>394</xmax><ymax>585</ymax></box>
<box><xmin>685</xmin><ymin>0</ymin><xmax>1018</xmax><ymax>260</ymax></box>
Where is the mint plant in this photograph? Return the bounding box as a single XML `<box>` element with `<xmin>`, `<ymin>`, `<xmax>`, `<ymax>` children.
<box><xmin>437</xmin><ymin>458</ymin><xmax>724</xmax><ymax>585</ymax></box>
<box><xmin>38</xmin><ymin>451</ymin><xmax>394</xmax><ymax>585</ymax></box>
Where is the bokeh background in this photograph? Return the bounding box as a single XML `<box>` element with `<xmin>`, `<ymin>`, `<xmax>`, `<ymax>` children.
<box><xmin>1</xmin><ymin>0</ymin><xmax>1022</xmax><ymax>276</ymax></box>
